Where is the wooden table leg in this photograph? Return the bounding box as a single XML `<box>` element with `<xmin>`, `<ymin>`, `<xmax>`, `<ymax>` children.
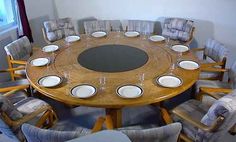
<box><xmin>105</xmin><ymin>108</ymin><xmax>122</xmax><ymax>128</ymax></box>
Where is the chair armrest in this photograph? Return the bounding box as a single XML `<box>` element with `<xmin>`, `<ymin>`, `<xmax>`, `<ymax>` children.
<box><xmin>10</xmin><ymin>60</ymin><xmax>27</xmax><ymax>65</ymax></box>
<box><xmin>201</xmin><ymin>62</ymin><xmax>225</xmax><ymax>68</ymax></box>
<box><xmin>200</xmin><ymin>67</ymin><xmax>228</xmax><ymax>73</ymax></box>
<box><xmin>91</xmin><ymin>117</ymin><xmax>106</xmax><ymax>133</ymax></box>
<box><xmin>10</xmin><ymin>105</ymin><xmax>52</xmax><ymax>127</ymax></box>
<box><xmin>0</xmin><ymin>67</ymin><xmax>26</xmax><ymax>73</ymax></box>
<box><xmin>200</xmin><ymin>87</ymin><xmax>233</xmax><ymax>95</ymax></box>
<box><xmin>172</xmin><ymin>108</ymin><xmax>224</xmax><ymax>132</ymax></box>
<box><xmin>105</xmin><ymin>115</ymin><xmax>114</xmax><ymax>130</ymax></box>
<box><xmin>2</xmin><ymin>89</ymin><xmax>23</xmax><ymax>97</ymax></box>
<box><xmin>190</xmin><ymin>48</ymin><xmax>205</xmax><ymax>52</ymax></box>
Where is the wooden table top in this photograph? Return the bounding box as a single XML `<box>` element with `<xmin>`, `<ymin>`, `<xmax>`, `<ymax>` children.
<box><xmin>26</xmin><ymin>32</ymin><xmax>200</xmax><ymax>108</ymax></box>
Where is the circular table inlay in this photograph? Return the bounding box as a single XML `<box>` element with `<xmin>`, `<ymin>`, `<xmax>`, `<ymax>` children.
<box><xmin>78</xmin><ymin>44</ymin><xmax>149</xmax><ymax>72</ymax></box>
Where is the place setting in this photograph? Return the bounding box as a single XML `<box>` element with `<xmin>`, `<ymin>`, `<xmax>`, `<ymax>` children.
<box><xmin>116</xmin><ymin>84</ymin><xmax>143</xmax><ymax>99</ymax></box>
<box><xmin>91</xmin><ymin>31</ymin><xmax>107</xmax><ymax>38</ymax></box>
<box><xmin>149</xmin><ymin>35</ymin><xmax>165</xmax><ymax>42</ymax></box>
<box><xmin>70</xmin><ymin>84</ymin><xmax>97</xmax><ymax>99</ymax></box>
<box><xmin>124</xmin><ymin>31</ymin><xmax>140</xmax><ymax>38</ymax></box>
<box><xmin>38</xmin><ymin>75</ymin><xmax>63</xmax><ymax>88</ymax></box>
<box><xmin>65</xmin><ymin>35</ymin><xmax>81</xmax><ymax>43</ymax></box>
<box><xmin>177</xmin><ymin>60</ymin><xmax>200</xmax><ymax>70</ymax></box>
<box><xmin>42</xmin><ymin>45</ymin><xmax>59</xmax><ymax>53</ymax></box>
<box><xmin>30</xmin><ymin>57</ymin><xmax>50</xmax><ymax>67</ymax></box>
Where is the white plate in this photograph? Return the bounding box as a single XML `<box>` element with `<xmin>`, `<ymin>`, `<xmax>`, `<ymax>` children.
<box><xmin>30</xmin><ymin>58</ymin><xmax>50</xmax><ymax>67</ymax></box>
<box><xmin>149</xmin><ymin>35</ymin><xmax>165</xmax><ymax>42</ymax></box>
<box><xmin>70</xmin><ymin>84</ymin><xmax>97</xmax><ymax>99</ymax></box>
<box><xmin>42</xmin><ymin>45</ymin><xmax>59</xmax><ymax>53</ymax></box>
<box><xmin>38</xmin><ymin>75</ymin><xmax>62</xmax><ymax>88</ymax></box>
<box><xmin>65</xmin><ymin>36</ymin><xmax>80</xmax><ymax>43</ymax></box>
<box><xmin>178</xmin><ymin>60</ymin><xmax>200</xmax><ymax>70</ymax></box>
<box><xmin>124</xmin><ymin>31</ymin><xmax>140</xmax><ymax>37</ymax></box>
<box><xmin>156</xmin><ymin>75</ymin><xmax>183</xmax><ymax>88</ymax></box>
<box><xmin>116</xmin><ymin>85</ymin><xmax>143</xmax><ymax>99</ymax></box>
<box><xmin>91</xmin><ymin>31</ymin><xmax>107</xmax><ymax>38</ymax></box>
<box><xmin>171</xmin><ymin>45</ymin><xmax>189</xmax><ymax>53</ymax></box>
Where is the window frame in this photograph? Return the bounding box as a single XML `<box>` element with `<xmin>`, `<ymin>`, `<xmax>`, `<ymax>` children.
<box><xmin>0</xmin><ymin>0</ymin><xmax>17</xmax><ymax>32</ymax></box>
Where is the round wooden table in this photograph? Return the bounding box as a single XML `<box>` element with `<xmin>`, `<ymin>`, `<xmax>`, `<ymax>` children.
<box><xmin>26</xmin><ymin>32</ymin><xmax>200</xmax><ymax>128</ymax></box>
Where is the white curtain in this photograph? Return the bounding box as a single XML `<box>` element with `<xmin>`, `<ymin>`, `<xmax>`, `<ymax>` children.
<box><xmin>14</xmin><ymin>0</ymin><xmax>23</xmax><ymax>36</ymax></box>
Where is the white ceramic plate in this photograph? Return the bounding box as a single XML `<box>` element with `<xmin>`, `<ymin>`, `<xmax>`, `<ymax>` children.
<box><xmin>38</xmin><ymin>75</ymin><xmax>62</xmax><ymax>88</ymax></box>
<box><xmin>156</xmin><ymin>75</ymin><xmax>183</xmax><ymax>88</ymax></box>
<box><xmin>42</xmin><ymin>45</ymin><xmax>59</xmax><ymax>53</ymax></box>
<box><xmin>91</xmin><ymin>31</ymin><xmax>107</xmax><ymax>38</ymax></box>
<box><xmin>149</xmin><ymin>35</ymin><xmax>165</xmax><ymax>42</ymax></box>
<box><xmin>178</xmin><ymin>60</ymin><xmax>200</xmax><ymax>70</ymax></box>
<box><xmin>171</xmin><ymin>45</ymin><xmax>189</xmax><ymax>53</ymax></box>
<box><xmin>124</xmin><ymin>31</ymin><xmax>140</xmax><ymax>37</ymax></box>
<box><xmin>116</xmin><ymin>85</ymin><xmax>143</xmax><ymax>99</ymax></box>
<box><xmin>30</xmin><ymin>58</ymin><xmax>50</xmax><ymax>67</ymax></box>
<box><xmin>70</xmin><ymin>84</ymin><xmax>97</xmax><ymax>99</ymax></box>
<box><xmin>65</xmin><ymin>36</ymin><xmax>80</xmax><ymax>43</ymax></box>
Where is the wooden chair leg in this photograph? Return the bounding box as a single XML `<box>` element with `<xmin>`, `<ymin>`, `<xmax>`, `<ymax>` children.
<box><xmin>160</xmin><ymin>107</ymin><xmax>173</xmax><ymax>124</ymax></box>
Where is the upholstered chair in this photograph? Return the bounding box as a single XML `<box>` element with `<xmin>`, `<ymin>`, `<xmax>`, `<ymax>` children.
<box><xmin>84</xmin><ymin>20</ymin><xmax>111</xmax><ymax>34</ymax></box>
<box><xmin>21</xmin><ymin>117</ymin><xmax>105</xmax><ymax>142</ymax></box>
<box><xmin>0</xmin><ymin>89</ymin><xmax>57</xmax><ymax>141</ymax></box>
<box><xmin>126</xmin><ymin>20</ymin><xmax>155</xmax><ymax>35</ymax></box>
<box><xmin>162</xmin><ymin>18</ymin><xmax>195</xmax><ymax>45</ymax></box>
<box><xmin>195</xmin><ymin>38</ymin><xmax>229</xmax><ymax>81</ymax></box>
<box><xmin>195</xmin><ymin>60</ymin><xmax>236</xmax><ymax>106</ymax></box>
<box><xmin>105</xmin><ymin>115</ymin><xmax>182</xmax><ymax>142</ymax></box>
<box><xmin>43</xmin><ymin>18</ymin><xmax>76</xmax><ymax>44</ymax></box>
<box><xmin>161</xmin><ymin>89</ymin><xmax>236</xmax><ymax>142</ymax></box>
<box><xmin>4</xmin><ymin>36</ymin><xmax>32</xmax><ymax>80</ymax></box>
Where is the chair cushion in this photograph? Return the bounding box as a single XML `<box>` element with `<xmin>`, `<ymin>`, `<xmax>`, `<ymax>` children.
<box><xmin>67</xmin><ymin>130</ymin><xmax>131</xmax><ymax>142</ymax></box>
<box><xmin>4</xmin><ymin>36</ymin><xmax>32</xmax><ymax>60</ymax></box>
<box><xmin>118</xmin><ymin>123</ymin><xmax>182</xmax><ymax>142</ymax></box>
<box><xmin>0</xmin><ymin>119</ymin><xmax>19</xmax><ymax>142</ymax></box>
<box><xmin>0</xmin><ymin>79</ymin><xmax>29</xmax><ymax>91</ymax></box>
<box><xmin>44</xmin><ymin>18</ymin><xmax>76</xmax><ymax>42</ymax></box>
<box><xmin>0</xmin><ymin>90</ymin><xmax>28</xmax><ymax>105</ymax></box>
<box><xmin>0</xmin><ymin>96</ymin><xmax>23</xmax><ymax>120</ymax></box>
<box><xmin>199</xmin><ymin>71</ymin><xmax>221</xmax><ymax>80</ymax></box>
<box><xmin>21</xmin><ymin>123</ymin><xmax>91</xmax><ymax>142</ymax></box>
<box><xmin>196</xmin><ymin>90</ymin><xmax>236</xmax><ymax>141</ymax></box>
<box><xmin>172</xmin><ymin>99</ymin><xmax>210</xmax><ymax>140</ymax></box>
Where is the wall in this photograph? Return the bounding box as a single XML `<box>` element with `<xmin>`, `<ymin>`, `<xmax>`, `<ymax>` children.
<box><xmin>24</xmin><ymin>0</ymin><xmax>57</xmax><ymax>46</ymax></box>
<box><xmin>54</xmin><ymin>0</ymin><xmax>236</xmax><ymax>66</ymax></box>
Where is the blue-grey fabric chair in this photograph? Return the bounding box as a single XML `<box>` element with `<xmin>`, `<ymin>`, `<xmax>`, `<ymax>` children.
<box><xmin>0</xmin><ymin>118</ymin><xmax>20</xmax><ymax>142</ymax></box>
<box><xmin>83</xmin><ymin>20</ymin><xmax>121</xmax><ymax>34</ymax></box>
<box><xmin>127</xmin><ymin>20</ymin><xmax>155</xmax><ymax>34</ymax></box>
<box><xmin>199</xmin><ymin>38</ymin><xmax>229</xmax><ymax>81</ymax></box>
<box><xmin>118</xmin><ymin>123</ymin><xmax>182</xmax><ymax>142</ymax></box>
<box><xmin>168</xmin><ymin>89</ymin><xmax>236</xmax><ymax>142</ymax></box>
<box><xmin>4</xmin><ymin>36</ymin><xmax>32</xmax><ymax>80</ymax></box>
<box><xmin>43</xmin><ymin>18</ymin><xmax>76</xmax><ymax>43</ymax></box>
<box><xmin>195</xmin><ymin>60</ymin><xmax>236</xmax><ymax>106</ymax></box>
<box><xmin>162</xmin><ymin>18</ymin><xmax>194</xmax><ymax>44</ymax></box>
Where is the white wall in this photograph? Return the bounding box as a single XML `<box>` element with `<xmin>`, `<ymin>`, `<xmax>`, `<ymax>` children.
<box><xmin>54</xmin><ymin>0</ymin><xmax>236</xmax><ymax>66</ymax></box>
<box><xmin>24</xmin><ymin>0</ymin><xmax>57</xmax><ymax>46</ymax></box>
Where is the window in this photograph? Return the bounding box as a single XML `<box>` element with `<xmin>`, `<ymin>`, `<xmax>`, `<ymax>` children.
<box><xmin>0</xmin><ymin>0</ymin><xmax>17</xmax><ymax>31</ymax></box>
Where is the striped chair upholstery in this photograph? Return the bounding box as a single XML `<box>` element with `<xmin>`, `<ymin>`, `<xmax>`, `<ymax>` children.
<box><xmin>44</xmin><ymin>18</ymin><xmax>76</xmax><ymax>42</ymax></box>
<box><xmin>172</xmin><ymin>90</ymin><xmax>236</xmax><ymax>142</ymax></box>
<box><xmin>162</xmin><ymin>18</ymin><xmax>194</xmax><ymax>42</ymax></box>
<box><xmin>127</xmin><ymin>20</ymin><xmax>155</xmax><ymax>34</ymax></box>
<box><xmin>119</xmin><ymin>123</ymin><xmax>182</xmax><ymax>142</ymax></box>
<box><xmin>195</xmin><ymin>60</ymin><xmax>236</xmax><ymax>106</ymax></box>
<box><xmin>0</xmin><ymin>118</ymin><xmax>20</xmax><ymax>142</ymax></box>
<box><xmin>84</xmin><ymin>20</ymin><xmax>111</xmax><ymax>34</ymax></box>
<box><xmin>4</xmin><ymin>36</ymin><xmax>32</xmax><ymax>60</ymax></box>
<box><xmin>21</xmin><ymin>122</ymin><xmax>91</xmax><ymax>142</ymax></box>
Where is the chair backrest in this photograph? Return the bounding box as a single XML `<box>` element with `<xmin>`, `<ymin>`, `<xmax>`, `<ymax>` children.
<box><xmin>21</xmin><ymin>123</ymin><xmax>91</xmax><ymax>142</ymax></box>
<box><xmin>43</xmin><ymin>18</ymin><xmax>76</xmax><ymax>42</ymax></box>
<box><xmin>229</xmin><ymin>61</ymin><xmax>236</xmax><ymax>89</ymax></box>
<box><xmin>84</xmin><ymin>20</ymin><xmax>111</xmax><ymax>34</ymax></box>
<box><xmin>127</xmin><ymin>20</ymin><xmax>155</xmax><ymax>34</ymax></box>
<box><xmin>119</xmin><ymin>122</ymin><xmax>182</xmax><ymax>142</ymax></box>
<box><xmin>107</xmin><ymin>20</ymin><xmax>122</xmax><ymax>31</ymax></box>
<box><xmin>4</xmin><ymin>36</ymin><xmax>32</xmax><ymax>60</ymax></box>
<box><xmin>197</xmin><ymin>89</ymin><xmax>236</xmax><ymax>141</ymax></box>
<box><xmin>204</xmin><ymin>38</ymin><xmax>229</xmax><ymax>63</ymax></box>
<box><xmin>162</xmin><ymin>18</ymin><xmax>194</xmax><ymax>42</ymax></box>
